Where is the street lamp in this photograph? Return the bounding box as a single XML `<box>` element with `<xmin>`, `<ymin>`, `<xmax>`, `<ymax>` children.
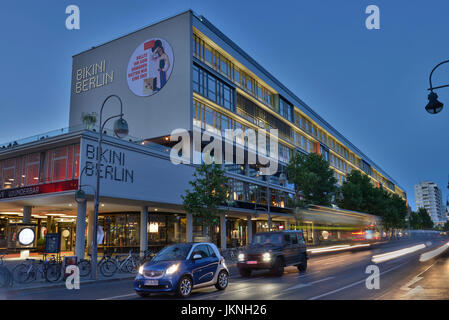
<box><xmin>91</xmin><ymin>95</ymin><xmax>129</xmax><ymax>279</ymax></box>
<box><xmin>425</xmin><ymin>60</ymin><xmax>449</xmax><ymax>114</ymax></box>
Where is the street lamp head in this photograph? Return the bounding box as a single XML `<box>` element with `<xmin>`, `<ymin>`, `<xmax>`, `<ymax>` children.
<box><xmin>75</xmin><ymin>189</ymin><xmax>86</xmax><ymax>204</ymax></box>
<box><xmin>425</xmin><ymin>91</ymin><xmax>444</xmax><ymax>114</ymax></box>
<box><xmin>113</xmin><ymin>117</ymin><xmax>129</xmax><ymax>139</ymax></box>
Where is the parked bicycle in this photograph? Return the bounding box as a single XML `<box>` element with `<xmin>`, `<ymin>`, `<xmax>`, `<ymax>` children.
<box><xmin>0</xmin><ymin>255</ymin><xmax>13</xmax><ymax>288</ymax></box>
<box><xmin>115</xmin><ymin>250</ymin><xmax>141</xmax><ymax>273</ymax></box>
<box><xmin>12</xmin><ymin>254</ymin><xmax>62</xmax><ymax>284</ymax></box>
<box><xmin>77</xmin><ymin>251</ymin><xmax>118</xmax><ymax>277</ymax></box>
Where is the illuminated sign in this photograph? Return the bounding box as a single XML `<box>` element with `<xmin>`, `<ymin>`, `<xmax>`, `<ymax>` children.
<box><xmin>75</xmin><ymin>60</ymin><xmax>114</xmax><ymax>94</ymax></box>
<box><xmin>0</xmin><ymin>180</ymin><xmax>78</xmax><ymax>200</ymax></box>
<box><xmin>127</xmin><ymin>38</ymin><xmax>174</xmax><ymax>97</ymax></box>
<box><xmin>18</xmin><ymin>228</ymin><xmax>35</xmax><ymax>246</ymax></box>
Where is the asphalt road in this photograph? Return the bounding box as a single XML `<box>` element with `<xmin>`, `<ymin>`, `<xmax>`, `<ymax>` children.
<box><xmin>2</xmin><ymin>237</ymin><xmax>449</xmax><ymax>300</ymax></box>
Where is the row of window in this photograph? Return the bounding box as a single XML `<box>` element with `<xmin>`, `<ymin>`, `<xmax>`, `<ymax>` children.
<box><xmin>193</xmin><ymin>33</ymin><xmax>275</xmax><ymax>110</ymax></box>
<box><xmin>0</xmin><ymin>144</ymin><xmax>80</xmax><ymax>190</ymax></box>
<box><xmin>193</xmin><ymin>64</ymin><xmax>234</xmax><ymax>111</ymax></box>
<box><xmin>193</xmin><ymin>32</ymin><xmax>403</xmax><ymax>199</ymax></box>
<box><xmin>228</xmin><ymin>178</ymin><xmax>294</xmax><ymax>208</ymax></box>
<box><xmin>193</xmin><ymin>99</ymin><xmax>292</xmax><ymax>163</ymax></box>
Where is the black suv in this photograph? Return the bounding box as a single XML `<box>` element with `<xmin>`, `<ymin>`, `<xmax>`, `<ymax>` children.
<box><xmin>237</xmin><ymin>230</ymin><xmax>308</xmax><ymax>277</ymax></box>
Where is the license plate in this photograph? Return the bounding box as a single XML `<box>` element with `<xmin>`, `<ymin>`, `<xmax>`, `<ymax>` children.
<box><xmin>145</xmin><ymin>280</ymin><xmax>158</xmax><ymax>286</ymax></box>
<box><xmin>247</xmin><ymin>261</ymin><xmax>258</xmax><ymax>264</ymax></box>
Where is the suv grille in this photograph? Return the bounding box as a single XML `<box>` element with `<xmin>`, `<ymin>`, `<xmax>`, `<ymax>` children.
<box><xmin>246</xmin><ymin>254</ymin><xmax>262</xmax><ymax>261</ymax></box>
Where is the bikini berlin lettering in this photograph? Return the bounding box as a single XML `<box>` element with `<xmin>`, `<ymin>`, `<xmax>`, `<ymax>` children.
<box><xmin>85</xmin><ymin>144</ymin><xmax>134</xmax><ymax>183</ymax></box>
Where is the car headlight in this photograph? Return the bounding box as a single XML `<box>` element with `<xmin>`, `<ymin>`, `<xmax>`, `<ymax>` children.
<box><xmin>138</xmin><ymin>265</ymin><xmax>144</xmax><ymax>275</ymax></box>
<box><xmin>165</xmin><ymin>263</ymin><xmax>179</xmax><ymax>275</ymax></box>
<box><xmin>262</xmin><ymin>252</ymin><xmax>271</xmax><ymax>262</ymax></box>
<box><xmin>238</xmin><ymin>253</ymin><xmax>245</xmax><ymax>262</ymax></box>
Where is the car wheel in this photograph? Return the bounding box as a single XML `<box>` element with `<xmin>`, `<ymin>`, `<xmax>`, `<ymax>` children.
<box><xmin>136</xmin><ymin>291</ymin><xmax>149</xmax><ymax>297</ymax></box>
<box><xmin>270</xmin><ymin>257</ymin><xmax>284</xmax><ymax>277</ymax></box>
<box><xmin>297</xmin><ymin>254</ymin><xmax>307</xmax><ymax>272</ymax></box>
<box><xmin>215</xmin><ymin>270</ymin><xmax>229</xmax><ymax>290</ymax></box>
<box><xmin>239</xmin><ymin>268</ymin><xmax>252</xmax><ymax>277</ymax></box>
<box><xmin>177</xmin><ymin>275</ymin><xmax>193</xmax><ymax>298</ymax></box>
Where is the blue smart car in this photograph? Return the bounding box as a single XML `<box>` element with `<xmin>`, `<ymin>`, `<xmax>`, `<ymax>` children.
<box><xmin>134</xmin><ymin>242</ymin><xmax>229</xmax><ymax>298</ymax></box>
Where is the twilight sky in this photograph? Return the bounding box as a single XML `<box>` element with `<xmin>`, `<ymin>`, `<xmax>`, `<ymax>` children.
<box><xmin>1</xmin><ymin>0</ymin><xmax>448</xmax><ymax>210</ymax></box>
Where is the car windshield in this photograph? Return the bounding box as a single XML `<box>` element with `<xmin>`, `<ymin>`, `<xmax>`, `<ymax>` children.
<box><xmin>252</xmin><ymin>233</ymin><xmax>283</xmax><ymax>245</ymax></box>
<box><xmin>152</xmin><ymin>244</ymin><xmax>192</xmax><ymax>262</ymax></box>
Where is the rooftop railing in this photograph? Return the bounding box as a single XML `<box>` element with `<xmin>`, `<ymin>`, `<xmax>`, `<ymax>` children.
<box><xmin>0</xmin><ymin>125</ymin><xmax>172</xmax><ymax>156</ymax></box>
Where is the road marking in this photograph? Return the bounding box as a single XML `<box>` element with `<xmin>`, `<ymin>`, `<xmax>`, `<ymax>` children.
<box><xmin>98</xmin><ymin>292</ymin><xmax>137</xmax><ymax>300</ymax></box>
<box><xmin>286</xmin><ymin>276</ymin><xmax>334</xmax><ymax>290</ymax></box>
<box><xmin>308</xmin><ymin>262</ymin><xmax>407</xmax><ymax>300</ymax></box>
<box><xmin>398</xmin><ymin>261</ymin><xmax>436</xmax><ymax>298</ymax></box>
<box><xmin>270</xmin><ymin>277</ymin><xmax>334</xmax><ymax>298</ymax></box>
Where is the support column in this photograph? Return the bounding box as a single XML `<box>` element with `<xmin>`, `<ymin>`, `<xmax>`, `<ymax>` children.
<box><xmin>75</xmin><ymin>201</ymin><xmax>87</xmax><ymax>260</ymax></box>
<box><xmin>23</xmin><ymin>206</ymin><xmax>32</xmax><ymax>224</ymax></box>
<box><xmin>86</xmin><ymin>210</ymin><xmax>95</xmax><ymax>255</ymax></box>
<box><xmin>140</xmin><ymin>206</ymin><xmax>148</xmax><ymax>257</ymax></box>
<box><xmin>220</xmin><ymin>214</ymin><xmax>226</xmax><ymax>250</ymax></box>
<box><xmin>186</xmin><ymin>213</ymin><xmax>193</xmax><ymax>242</ymax></box>
<box><xmin>284</xmin><ymin>221</ymin><xmax>290</xmax><ymax>230</ymax></box>
<box><xmin>174</xmin><ymin>219</ymin><xmax>180</xmax><ymax>242</ymax></box>
<box><xmin>46</xmin><ymin>216</ymin><xmax>54</xmax><ymax>233</ymax></box>
<box><xmin>247</xmin><ymin>215</ymin><xmax>252</xmax><ymax>245</ymax></box>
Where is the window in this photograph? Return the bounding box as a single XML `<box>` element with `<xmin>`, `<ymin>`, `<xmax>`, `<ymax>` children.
<box><xmin>192</xmin><ymin>245</ymin><xmax>210</xmax><ymax>259</ymax></box>
<box><xmin>206</xmin><ymin>245</ymin><xmax>217</xmax><ymax>258</ymax></box>
<box><xmin>279</xmin><ymin>97</ymin><xmax>293</xmax><ymax>122</ymax></box>
<box><xmin>292</xmin><ymin>233</ymin><xmax>298</xmax><ymax>244</ymax></box>
<box><xmin>193</xmin><ymin>64</ymin><xmax>235</xmax><ymax>111</ymax></box>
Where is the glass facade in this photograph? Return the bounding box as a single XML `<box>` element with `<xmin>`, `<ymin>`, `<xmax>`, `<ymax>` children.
<box><xmin>98</xmin><ymin>212</ymin><xmax>186</xmax><ymax>253</ymax></box>
<box><xmin>0</xmin><ymin>144</ymin><xmax>80</xmax><ymax>190</ymax></box>
<box><xmin>192</xmin><ymin>29</ymin><xmax>405</xmax><ymax>201</ymax></box>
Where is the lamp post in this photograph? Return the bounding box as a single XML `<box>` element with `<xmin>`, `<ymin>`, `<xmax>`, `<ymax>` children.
<box><xmin>425</xmin><ymin>60</ymin><xmax>449</xmax><ymax>114</ymax></box>
<box><xmin>90</xmin><ymin>95</ymin><xmax>129</xmax><ymax>279</ymax></box>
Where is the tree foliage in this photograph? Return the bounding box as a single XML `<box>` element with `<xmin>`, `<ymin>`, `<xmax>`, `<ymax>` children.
<box><xmin>409</xmin><ymin>207</ymin><xmax>434</xmax><ymax>230</ymax></box>
<box><xmin>337</xmin><ymin>170</ymin><xmax>407</xmax><ymax>230</ymax></box>
<box><xmin>182</xmin><ymin>163</ymin><xmax>229</xmax><ymax>237</ymax></box>
<box><xmin>286</xmin><ymin>152</ymin><xmax>337</xmax><ymax>206</ymax></box>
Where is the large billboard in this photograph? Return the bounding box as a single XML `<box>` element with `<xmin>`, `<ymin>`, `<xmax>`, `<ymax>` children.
<box><xmin>69</xmin><ymin>11</ymin><xmax>192</xmax><ymax>140</ymax></box>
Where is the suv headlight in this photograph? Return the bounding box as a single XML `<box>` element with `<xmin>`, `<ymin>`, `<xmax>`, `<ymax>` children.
<box><xmin>238</xmin><ymin>253</ymin><xmax>245</xmax><ymax>262</ymax></box>
<box><xmin>262</xmin><ymin>252</ymin><xmax>271</xmax><ymax>262</ymax></box>
<box><xmin>166</xmin><ymin>263</ymin><xmax>179</xmax><ymax>275</ymax></box>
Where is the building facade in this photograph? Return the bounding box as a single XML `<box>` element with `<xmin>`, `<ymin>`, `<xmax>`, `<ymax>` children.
<box><xmin>0</xmin><ymin>11</ymin><xmax>403</xmax><ymax>256</ymax></box>
<box><xmin>414</xmin><ymin>181</ymin><xmax>446</xmax><ymax>225</ymax></box>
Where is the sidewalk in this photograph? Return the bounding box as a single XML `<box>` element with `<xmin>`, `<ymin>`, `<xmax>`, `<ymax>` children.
<box><xmin>0</xmin><ymin>270</ymin><xmax>136</xmax><ymax>293</ymax></box>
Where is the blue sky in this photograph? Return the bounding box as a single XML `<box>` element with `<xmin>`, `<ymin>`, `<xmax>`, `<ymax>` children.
<box><xmin>1</xmin><ymin>0</ymin><xmax>448</xmax><ymax>210</ymax></box>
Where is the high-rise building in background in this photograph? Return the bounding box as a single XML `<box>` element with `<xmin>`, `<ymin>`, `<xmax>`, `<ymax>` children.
<box><xmin>414</xmin><ymin>181</ymin><xmax>446</xmax><ymax>225</ymax></box>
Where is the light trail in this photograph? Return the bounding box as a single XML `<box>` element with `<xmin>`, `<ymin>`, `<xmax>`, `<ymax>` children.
<box><xmin>419</xmin><ymin>242</ymin><xmax>449</xmax><ymax>262</ymax></box>
<box><xmin>308</xmin><ymin>243</ymin><xmax>370</xmax><ymax>254</ymax></box>
<box><xmin>371</xmin><ymin>244</ymin><xmax>426</xmax><ymax>263</ymax></box>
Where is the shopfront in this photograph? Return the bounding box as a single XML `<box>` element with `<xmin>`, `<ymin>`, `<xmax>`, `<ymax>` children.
<box><xmin>98</xmin><ymin>212</ymin><xmax>187</xmax><ymax>253</ymax></box>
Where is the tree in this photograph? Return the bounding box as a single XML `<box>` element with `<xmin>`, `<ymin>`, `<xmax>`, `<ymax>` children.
<box><xmin>337</xmin><ymin>170</ymin><xmax>374</xmax><ymax>213</ymax></box>
<box><xmin>409</xmin><ymin>208</ymin><xmax>434</xmax><ymax>230</ymax></box>
<box><xmin>338</xmin><ymin>170</ymin><xmax>407</xmax><ymax>233</ymax></box>
<box><xmin>182</xmin><ymin>163</ymin><xmax>229</xmax><ymax>241</ymax></box>
<box><xmin>442</xmin><ymin>220</ymin><xmax>449</xmax><ymax>231</ymax></box>
<box><xmin>286</xmin><ymin>152</ymin><xmax>337</xmax><ymax>206</ymax></box>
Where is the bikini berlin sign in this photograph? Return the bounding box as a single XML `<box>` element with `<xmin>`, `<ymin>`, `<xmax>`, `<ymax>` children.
<box><xmin>126</xmin><ymin>38</ymin><xmax>174</xmax><ymax>97</ymax></box>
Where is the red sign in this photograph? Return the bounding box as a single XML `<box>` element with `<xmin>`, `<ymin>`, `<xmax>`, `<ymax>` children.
<box><xmin>0</xmin><ymin>180</ymin><xmax>78</xmax><ymax>200</ymax></box>
<box><xmin>144</xmin><ymin>40</ymin><xmax>155</xmax><ymax>51</ymax></box>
